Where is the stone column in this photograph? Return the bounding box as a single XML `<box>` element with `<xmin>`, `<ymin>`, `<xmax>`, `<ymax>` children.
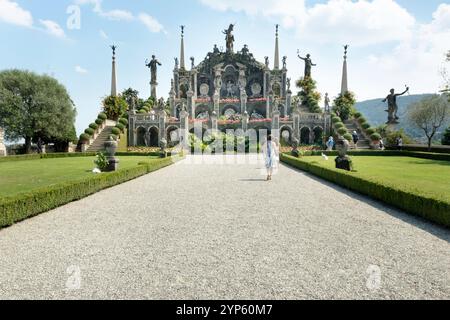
<box><xmin>240</xmin><ymin>90</ymin><xmax>247</xmax><ymax>114</ymax></box>
<box><xmin>128</xmin><ymin>115</ymin><xmax>136</xmax><ymax>147</ymax></box>
<box><xmin>242</xmin><ymin>111</ymin><xmax>249</xmax><ymax>132</ymax></box>
<box><xmin>210</xmin><ymin>111</ymin><xmax>218</xmax><ymax>133</ymax></box>
<box><xmin>187</xmin><ymin>90</ymin><xmax>194</xmax><ymax>118</ymax></box>
<box><xmin>263</xmin><ymin>71</ymin><xmax>270</xmax><ymax>98</ymax></box>
<box><xmin>293</xmin><ymin>108</ymin><xmax>300</xmax><ymax>141</ymax></box>
<box><xmin>266</xmin><ymin>93</ymin><xmax>273</xmax><ymax>119</ymax></box>
<box><xmin>272</xmin><ymin>110</ymin><xmax>280</xmax><ymax>142</ymax></box>
<box><xmin>285</xmin><ymin>91</ymin><xmax>292</xmax><ymax>117</ymax></box>
<box><xmin>159</xmin><ymin>109</ymin><xmax>166</xmax><ymax>144</ymax></box>
<box><xmin>174</xmin><ymin>70</ymin><xmax>180</xmax><ymax>98</ymax></box>
<box><xmin>192</xmin><ymin>69</ymin><xmax>198</xmax><ymax>99</ymax></box>
<box><xmin>180</xmin><ymin>110</ymin><xmax>189</xmax><ymax>150</ymax></box>
<box><xmin>0</xmin><ymin>127</ymin><xmax>6</xmax><ymax>156</ymax></box>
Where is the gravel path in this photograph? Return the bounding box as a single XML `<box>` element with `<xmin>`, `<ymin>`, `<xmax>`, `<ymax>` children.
<box><xmin>0</xmin><ymin>155</ymin><xmax>449</xmax><ymax>300</ymax></box>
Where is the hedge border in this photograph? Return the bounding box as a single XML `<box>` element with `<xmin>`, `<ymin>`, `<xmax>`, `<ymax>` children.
<box><xmin>281</xmin><ymin>154</ymin><xmax>450</xmax><ymax>228</ymax></box>
<box><xmin>0</xmin><ymin>156</ymin><xmax>182</xmax><ymax>229</ymax></box>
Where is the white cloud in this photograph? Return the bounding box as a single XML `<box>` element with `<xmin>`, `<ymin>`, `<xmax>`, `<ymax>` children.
<box><xmin>39</xmin><ymin>19</ymin><xmax>66</xmax><ymax>38</ymax></box>
<box><xmin>138</xmin><ymin>13</ymin><xmax>165</xmax><ymax>33</ymax></box>
<box><xmin>0</xmin><ymin>0</ymin><xmax>33</xmax><ymax>27</ymax></box>
<box><xmin>99</xmin><ymin>29</ymin><xmax>108</xmax><ymax>39</ymax></box>
<box><xmin>200</xmin><ymin>0</ymin><xmax>415</xmax><ymax>46</ymax></box>
<box><xmin>75</xmin><ymin>0</ymin><xmax>134</xmax><ymax>21</ymax></box>
<box><xmin>75</xmin><ymin>65</ymin><xmax>88</xmax><ymax>74</ymax></box>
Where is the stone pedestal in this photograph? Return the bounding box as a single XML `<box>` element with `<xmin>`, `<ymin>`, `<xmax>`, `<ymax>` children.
<box><xmin>104</xmin><ymin>136</ymin><xmax>119</xmax><ymax>172</ymax></box>
<box><xmin>335</xmin><ymin>156</ymin><xmax>351</xmax><ymax>171</ymax></box>
<box><xmin>151</xmin><ymin>81</ymin><xmax>158</xmax><ymax>99</ymax></box>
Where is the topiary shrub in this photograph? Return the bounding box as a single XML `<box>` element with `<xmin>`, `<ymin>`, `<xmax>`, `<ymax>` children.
<box><xmin>98</xmin><ymin>112</ymin><xmax>107</xmax><ymax>121</ymax></box>
<box><xmin>366</xmin><ymin>128</ymin><xmax>376</xmax><ymax>135</ymax></box>
<box><xmin>370</xmin><ymin>133</ymin><xmax>382</xmax><ymax>141</ymax></box>
<box><xmin>334</xmin><ymin>122</ymin><xmax>345</xmax><ymax>129</ymax></box>
<box><xmin>138</xmin><ymin>109</ymin><xmax>147</xmax><ymax>114</ymax></box>
<box><xmin>332</xmin><ymin>117</ymin><xmax>341</xmax><ymax>124</ymax></box>
<box><xmin>119</xmin><ymin>118</ymin><xmax>128</xmax><ymax>126</ymax></box>
<box><xmin>362</xmin><ymin>123</ymin><xmax>371</xmax><ymax>130</ymax></box>
<box><xmin>354</xmin><ymin>112</ymin><xmax>362</xmax><ymax>118</ymax></box>
<box><xmin>358</xmin><ymin>117</ymin><xmax>367</xmax><ymax>124</ymax></box>
<box><xmin>89</xmin><ymin>123</ymin><xmax>98</xmax><ymax>130</ymax></box>
<box><xmin>84</xmin><ymin>128</ymin><xmax>95</xmax><ymax>136</ymax></box>
<box><xmin>337</xmin><ymin>128</ymin><xmax>348</xmax><ymax>135</ymax></box>
<box><xmin>79</xmin><ymin>133</ymin><xmax>90</xmax><ymax>143</ymax></box>
<box><xmin>115</xmin><ymin>123</ymin><xmax>125</xmax><ymax>132</ymax></box>
<box><xmin>95</xmin><ymin>118</ymin><xmax>104</xmax><ymax>125</ymax></box>
<box><xmin>111</xmin><ymin>127</ymin><xmax>121</xmax><ymax>136</ymax></box>
<box><xmin>343</xmin><ymin>133</ymin><xmax>353</xmax><ymax>142</ymax></box>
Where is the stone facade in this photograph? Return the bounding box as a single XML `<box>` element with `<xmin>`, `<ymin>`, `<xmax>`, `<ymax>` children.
<box><xmin>128</xmin><ymin>26</ymin><xmax>330</xmax><ymax>148</ymax></box>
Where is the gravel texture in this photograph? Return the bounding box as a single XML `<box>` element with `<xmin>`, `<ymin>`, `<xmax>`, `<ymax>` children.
<box><xmin>0</xmin><ymin>155</ymin><xmax>449</xmax><ymax>300</ymax></box>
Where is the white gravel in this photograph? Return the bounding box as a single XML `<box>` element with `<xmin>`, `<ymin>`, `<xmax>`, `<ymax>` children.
<box><xmin>0</xmin><ymin>155</ymin><xmax>449</xmax><ymax>300</ymax></box>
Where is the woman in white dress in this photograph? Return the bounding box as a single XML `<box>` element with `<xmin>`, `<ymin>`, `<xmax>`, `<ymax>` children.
<box><xmin>262</xmin><ymin>135</ymin><xmax>279</xmax><ymax>181</ymax></box>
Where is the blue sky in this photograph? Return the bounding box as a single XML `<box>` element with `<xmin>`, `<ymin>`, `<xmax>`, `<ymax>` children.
<box><xmin>0</xmin><ymin>0</ymin><xmax>449</xmax><ymax>135</ymax></box>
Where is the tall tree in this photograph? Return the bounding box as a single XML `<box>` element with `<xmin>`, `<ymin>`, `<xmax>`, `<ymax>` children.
<box><xmin>408</xmin><ymin>95</ymin><xmax>449</xmax><ymax>151</ymax></box>
<box><xmin>0</xmin><ymin>70</ymin><xmax>77</xmax><ymax>153</ymax></box>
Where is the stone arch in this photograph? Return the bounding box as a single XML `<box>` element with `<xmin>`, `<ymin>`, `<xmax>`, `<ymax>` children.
<box><xmin>148</xmin><ymin>126</ymin><xmax>159</xmax><ymax>147</ymax></box>
<box><xmin>195</xmin><ymin>104</ymin><xmax>210</xmax><ymax>119</ymax></box>
<box><xmin>136</xmin><ymin>127</ymin><xmax>146</xmax><ymax>146</ymax></box>
<box><xmin>300</xmin><ymin>127</ymin><xmax>311</xmax><ymax>145</ymax></box>
<box><xmin>313</xmin><ymin>126</ymin><xmax>324</xmax><ymax>145</ymax></box>
<box><xmin>222</xmin><ymin>104</ymin><xmax>240</xmax><ymax>116</ymax></box>
<box><xmin>280</xmin><ymin>125</ymin><xmax>293</xmax><ymax>143</ymax></box>
<box><xmin>166</xmin><ymin>126</ymin><xmax>180</xmax><ymax>146</ymax></box>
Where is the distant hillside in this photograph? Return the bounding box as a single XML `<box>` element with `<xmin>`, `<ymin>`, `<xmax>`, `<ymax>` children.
<box><xmin>354</xmin><ymin>94</ymin><xmax>449</xmax><ymax>142</ymax></box>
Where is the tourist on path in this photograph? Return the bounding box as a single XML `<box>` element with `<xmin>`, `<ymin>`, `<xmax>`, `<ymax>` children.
<box><xmin>262</xmin><ymin>135</ymin><xmax>279</xmax><ymax>181</ymax></box>
<box><xmin>352</xmin><ymin>131</ymin><xmax>359</xmax><ymax>149</ymax></box>
<box><xmin>326</xmin><ymin>136</ymin><xmax>334</xmax><ymax>151</ymax></box>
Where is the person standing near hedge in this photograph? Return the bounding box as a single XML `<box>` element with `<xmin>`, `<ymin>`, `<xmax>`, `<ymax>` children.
<box><xmin>397</xmin><ymin>137</ymin><xmax>403</xmax><ymax>151</ymax></box>
<box><xmin>352</xmin><ymin>131</ymin><xmax>359</xmax><ymax>149</ymax></box>
<box><xmin>262</xmin><ymin>135</ymin><xmax>279</xmax><ymax>181</ymax></box>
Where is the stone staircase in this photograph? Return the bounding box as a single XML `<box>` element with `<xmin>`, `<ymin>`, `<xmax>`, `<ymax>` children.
<box><xmin>87</xmin><ymin>126</ymin><xmax>114</xmax><ymax>153</ymax></box>
<box><xmin>344</xmin><ymin>119</ymin><xmax>371</xmax><ymax>149</ymax></box>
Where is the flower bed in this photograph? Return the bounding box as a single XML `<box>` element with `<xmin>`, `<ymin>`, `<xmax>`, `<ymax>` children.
<box><xmin>248</xmin><ymin>98</ymin><xmax>268</xmax><ymax>102</ymax></box>
<box><xmin>220</xmin><ymin>99</ymin><xmax>240</xmax><ymax>103</ymax></box>
<box><xmin>195</xmin><ymin>98</ymin><xmax>211</xmax><ymax>103</ymax></box>
<box><xmin>249</xmin><ymin>118</ymin><xmax>272</xmax><ymax>123</ymax></box>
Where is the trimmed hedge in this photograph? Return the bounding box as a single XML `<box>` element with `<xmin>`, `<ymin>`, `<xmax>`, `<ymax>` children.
<box><xmin>111</xmin><ymin>127</ymin><xmax>121</xmax><ymax>135</ymax></box>
<box><xmin>84</xmin><ymin>128</ymin><xmax>95</xmax><ymax>136</ymax></box>
<box><xmin>116</xmin><ymin>123</ymin><xmax>125</xmax><ymax>131</ymax></box>
<box><xmin>0</xmin><ymin>156</ymin><xmax>181</xmax><ymax>229</ymax></box>
<box><xmin>98</xmin><ymin>113</ymin><xmax>107</xmax><ymax>120</ymax></box>
<box><xmin>79</xmin><ymin>133</ymin><xmax>90</xmax><ymax>143</ymax></box>
<box><xmin>334</xmin><ymin>122</ymin><xmax>345</xmax><ymax>129</ymax></box>
<box><xmin>337</xmin><ymin>128</ymin><xmax>348</xmax><ymax>135</ymax></box>
<box><xmin>281</xmin><ymin>154</ymin><xmax>450</xmax><ymax>228</ymax></box>
<box><xmin>89</xmin><ymin>123</ymin><xmax>98</xmax><ymax>130</ymax></box>
<box><xmin>366</xmin><ymin>128</ymin><xmax>376</xmax><ymax>135</ymax></box>
<box><xmin>343</xmin><ymin>133</ymin><xmax>353</xmax><ymax>142</ymax></box>
<box><xmin>362</xmin><ymin>123</ymin><xmax>371</xmax><ymax>130</ymax></box>
<box><xmin>95</xmin><ymin>118</ymin><xmax>104</xmax><ymax>125</ymax></box>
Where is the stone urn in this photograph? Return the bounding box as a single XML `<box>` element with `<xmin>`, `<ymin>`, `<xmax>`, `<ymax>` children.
<box><xmin>160</xmin><ymin>138</ymin><xmax>168</xmax><ymax>158</ymax></box>
<box><xmin>104</xmin><ymin>135</ymin><xmax>119</xmax><ymax>171</ymax></box>
<box><xmin>335</xmin><ymin>137</ymin><xmax>351</xmax><ymax>171</ymax></box>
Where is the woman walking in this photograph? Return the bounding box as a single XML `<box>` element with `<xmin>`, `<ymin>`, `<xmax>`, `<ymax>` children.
<box><xmin>262</xmin><ymin>135</ymin><xmax>279</xmax><ymax>181</ymax></box>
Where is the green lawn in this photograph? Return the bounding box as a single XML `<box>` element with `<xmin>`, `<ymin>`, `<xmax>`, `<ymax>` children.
<box><xmin>300</xmin><ymin>156</ymin><xmax>450</xmax><ymax>203</ymax></box>
<box><xmin>0</xmin><ymin>156</ymin><xmax>155</xmax><ymax>197</ymax></box>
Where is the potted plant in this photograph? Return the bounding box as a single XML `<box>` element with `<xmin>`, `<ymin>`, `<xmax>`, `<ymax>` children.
<box><xmin>370</xmin><ymin>133</ymin><xmax>382</xmax><ymax>149</ymax></box>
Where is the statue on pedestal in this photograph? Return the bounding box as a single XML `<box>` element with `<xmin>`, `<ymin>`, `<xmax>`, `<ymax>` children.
<box><xmin>223</xmin><ymin>24</ymin><xmax>235</xmax><ymax>53</ymax></box>
<box><xmin>146</xmin><ymin>55</ymin><xmax>162</xmax><ymax>84</ymax></box>
<box><xmin>297</xmin><ymin>51</ymin><xmax>316</xmax><ymax>78</ymax></box>
<box><xmin>324</xmin><ymin>93</ymin><xmax>330</xmax><ymax>113</ymax></box>
<box><xmin>382</xmin><ymin>87</ymin><xmax>409</xmax><ymax>124</ymax></box>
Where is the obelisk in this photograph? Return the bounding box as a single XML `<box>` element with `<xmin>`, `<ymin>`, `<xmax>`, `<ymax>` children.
<box><xmin>341</xmin><ymin>45</ymin><xmax>349</xmax><ymax>95</ymax></box>
<box><xmin>274</xmin><ymin>24</ymin><xmax>280</xmax><ymax>70</ymax></box>
<box><xmin>111</xmin><ymin>45</ymin><xmax>117</xmax><ymax>96</ymax></box>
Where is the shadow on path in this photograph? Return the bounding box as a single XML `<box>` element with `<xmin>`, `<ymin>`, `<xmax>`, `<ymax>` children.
<box><xmin>281</xmin><ymin>163</ymin><xmax>450</xmax><ymax>244</ymax></box>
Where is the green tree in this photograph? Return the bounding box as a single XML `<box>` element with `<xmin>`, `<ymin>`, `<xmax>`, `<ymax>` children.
<box><xmin>102</xmin><ymin>95</ymin><xmax>128</xmax><ymax>120</ymax></box>
<box><xmin>121</xmin><ymin>88</ymin><xmax>139</xmax><ymax>109</ymax></box>
<box><xmin>408</xmin><ymin>94</ymin><xmax>450</xmax><ymax>151</ymax></box>
<box><xmin>0</xmin><ymin>69</ymin><xmax>77</xmax><ymax>153</ymax></box>
<box><xmin>332</xmin><ymin>91</ymin><xmax>356</xmax><ymax>121</ymax></box>
<box><xmin>442</xmin><ymin>126</ymin><xmax>450</xmax><ymax>145</ymax></box>
<box><xmin>296</xmin><ymin>77</ymin><xmax>321</xmax><ymax>113</ymax></box>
